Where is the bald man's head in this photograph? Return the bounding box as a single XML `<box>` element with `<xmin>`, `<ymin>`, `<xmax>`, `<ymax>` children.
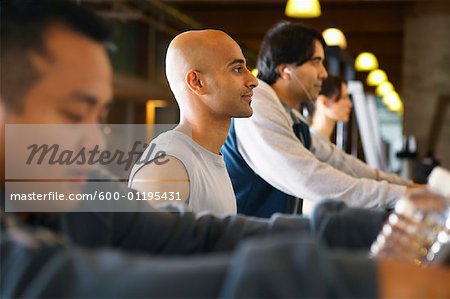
<box><xmin>165</xmin><ymin>29</ymin><xmax>258</xmax><ymax>119</ymax></box>
<box><xmin>166</xmin><ymin>30</ymin><xmax>237</xmax><ymax>97</ymax></box>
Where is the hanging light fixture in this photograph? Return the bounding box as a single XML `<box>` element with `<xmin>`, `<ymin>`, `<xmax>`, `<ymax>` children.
<box><xmin>367</xmin><ymin>69</ymin><xmax>387</xmax><ymax>86</ymax></box>
<box><xmin>322</xmin><ymin>28</ymin><xmax>347</xmax><ymax>49</ymax></box>
<box><xmin>285</xmin><ymin>0</ymin><xmax>321</xmax><ymax>18</ymax></box>
<box><xmin>382</xmin><ymin>91</ymin><xmax>403</xmax><ymax>114</ymax></box>
<box><xmin>375</xmin><ymin>81</ymin><xmax>394</xmax><ymax>97</ymax></box>
<box><xmin>355</xmin><ymin>52</ymin><xmax>378</xmax><ymax>71</ymax></box>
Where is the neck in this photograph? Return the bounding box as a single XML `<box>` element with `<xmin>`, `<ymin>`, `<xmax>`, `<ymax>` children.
<box><xmin>177</xmin><ymin>113</ymin><xmax>230</xmax><ymax>155</ymax></box>
<box><xmin>311</xmin><ymin>111</ymin><xmax>336</xmax><ymax>140</ymax></box>
<box><xmin>271</xmin><ymin>81</ymin><xmax>302</xmax><ymax>110</ymax></box>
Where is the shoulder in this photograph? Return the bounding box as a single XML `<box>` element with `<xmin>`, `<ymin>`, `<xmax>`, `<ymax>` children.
<box><xmin>132</xmin><ymin>130</ymin><xmax>193</xmax><ymax>174</ymax></box>
<box><xmin>130</xmin><ymin>155</ymin><xmax>190</xmax><ymax>203</ymax></box>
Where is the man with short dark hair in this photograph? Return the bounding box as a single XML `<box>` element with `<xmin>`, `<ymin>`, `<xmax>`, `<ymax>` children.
<box><xmin>223</xmin><ymin>21</ymin><xmax>415</xmax><ymax>218</ymax></box>
<box><xmin>1</xmin><ymin>2</ymin><xmax>449</xmax><ymax>298</ymax></box>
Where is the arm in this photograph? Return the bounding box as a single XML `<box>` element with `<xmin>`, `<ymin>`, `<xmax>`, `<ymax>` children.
<box><xmin>310</xmin><ymin>133</ymin><xmax>413</xmax><ymax>186</ymax></box>
<box><xmin>60</xmin><ymin>198</ymin><xmax>385</xmax><ymax>254</ymax></box>
<box><xmin>67</xmin><ymin>170</ymin><xmax>385</xmax><ymax>254</ymax></box>
<box><xmin>234</xmin><ymin>86</ymin><xmax>405</xmax><ymax>208</ymax></box>
<box><xmin>61</xmin><ymin>168</ymin><xmax>310</xmax><ymax>253</ymax></box>
<box><xmin>110</xmin><ymin>209</ymin><xmax>311</xmax><ymax>254</ymax></box>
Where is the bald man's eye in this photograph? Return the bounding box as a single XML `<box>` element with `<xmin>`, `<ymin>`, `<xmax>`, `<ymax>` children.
<box><xmin>233</xmin><ymin>66</ymin><xmax>244</xmax><ymax>73</ymax></box>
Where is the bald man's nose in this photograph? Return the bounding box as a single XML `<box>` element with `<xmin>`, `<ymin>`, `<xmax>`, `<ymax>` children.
<box><xmin>247</xmin><ymin>69</ymin><xmax>259</xmax><ymax>89</ymax></box>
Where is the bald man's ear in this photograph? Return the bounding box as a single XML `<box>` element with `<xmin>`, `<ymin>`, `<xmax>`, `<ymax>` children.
<box><xmin>186</xmin><ymin>70</ymin><xmax>207</xmax><ymax>95</ymax></box>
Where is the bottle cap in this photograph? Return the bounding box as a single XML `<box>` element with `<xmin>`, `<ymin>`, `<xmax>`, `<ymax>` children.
<box><xmin>428</xmin><ymin>167</ymin><xmax>450</xmax><ymax>198</ymax></box>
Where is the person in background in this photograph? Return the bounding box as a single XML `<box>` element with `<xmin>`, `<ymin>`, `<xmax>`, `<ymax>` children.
<box><xmin>222</xmin><ymin>21</ymin><xmax>416</xmax><ymax>218</ymax></box>
<box><xmin>310</xmin><ymin>76</ymin><xmax>352</xmax><ymax>142</ymax></box>
<box><xmin>2</xmin><ymin>1</ymin><xmax>449</xmax><ymax>298</ymax></box>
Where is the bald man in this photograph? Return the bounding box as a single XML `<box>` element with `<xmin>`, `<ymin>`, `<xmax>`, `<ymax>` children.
<box><xmin>129</xmin><ymin>30</ymin><xmax>258</xmax><ymax>215</ymax></box>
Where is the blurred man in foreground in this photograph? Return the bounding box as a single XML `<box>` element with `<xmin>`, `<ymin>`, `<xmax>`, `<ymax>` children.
<box><xmin>1</xmin><ymin>1</ymin><xmax>449</xmax><ymax>298</ymax></box>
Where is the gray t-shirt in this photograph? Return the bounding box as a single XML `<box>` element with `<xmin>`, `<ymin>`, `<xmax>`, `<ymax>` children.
<box><xmin>129</xmin><ymin>130</ymin><xmax>237</xmax><ymax>215</ymax></box>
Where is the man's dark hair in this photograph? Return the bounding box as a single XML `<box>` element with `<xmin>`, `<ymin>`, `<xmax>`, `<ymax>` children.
<box><xmin>319</xmin><ymin>76</ymin><xmax>346</xmax><ymax>102</ymax></box>
<box><xmin>257</xmin><ymin>21</ymin><xmax>326</xmax><ymax>85</ymax></box>
<box><xmin>0</xmin><ymin>0</ymin><xmax>113</xmax><ymax>112</ymax></box>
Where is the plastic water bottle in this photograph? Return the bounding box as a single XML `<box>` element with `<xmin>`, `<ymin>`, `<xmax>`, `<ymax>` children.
<box><xmin>370</xmin><ymin>167</ymin><xmax>450</xmax><ymax>266</ymax></box>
